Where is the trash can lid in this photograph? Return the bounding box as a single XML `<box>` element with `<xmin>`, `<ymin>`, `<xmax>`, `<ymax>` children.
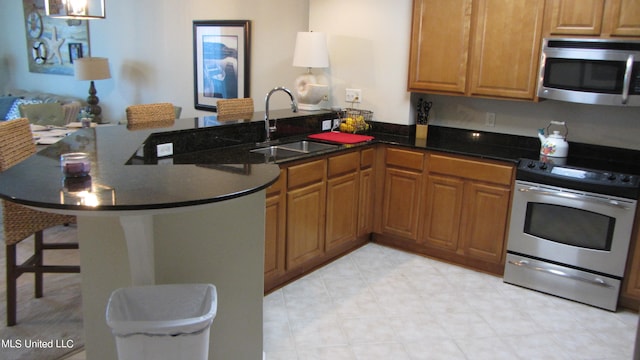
<box><xmin>106</xmin><ymin>283</ymin><xmax>217</xmax><ymax>337</ymax></box>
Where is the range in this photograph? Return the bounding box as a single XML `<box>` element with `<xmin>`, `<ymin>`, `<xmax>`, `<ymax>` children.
<box><xmin>504</xmin><ymin>158</ymin><xmax>640</xmax><ymax>311</ymax></box>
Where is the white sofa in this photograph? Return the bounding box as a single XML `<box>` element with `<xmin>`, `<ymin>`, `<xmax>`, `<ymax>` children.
<box><xmin>1</xmin><ymin>89</ymin><xmax>84</xmax><ymax>125</ymax></box>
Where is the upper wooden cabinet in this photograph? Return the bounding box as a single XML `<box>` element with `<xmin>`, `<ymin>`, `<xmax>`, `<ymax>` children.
<box><xmin>544</xmin><ymin>0</ymin><xmax>640</xmax><ymax>38</ymax></box>
<box><xmin>545</xmin><ymin>0</ymin><xmax>605</xmax><ymax>35</ymax></box>
<box><xmin>408</xmin><ymin>0</ymin><xmax>472</xmax><ymax>94</ymax></box>
<box><xmin>408</xmin><ymin>0</ymin><xmax>545</xmax><ymax>100</ymax></box>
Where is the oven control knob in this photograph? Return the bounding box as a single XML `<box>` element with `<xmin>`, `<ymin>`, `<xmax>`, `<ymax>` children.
<box><xmin>622</xmin><ymin>176</ymin><xmax>631</xmax><ymax>183</ymax></box>
<box><xmin>608</xmin><ymin>173</ymin><xmax>617</xmax><ymax>181</ymax></box>
<box><xmin>539</xmin><ymin>163</ymin><xmax>548</xmax><ymax>170</ymax></box>
<box><xmin>527</xmin><ymin>161</ymin><xmax>536</xmax><ymax>168</ymax></box>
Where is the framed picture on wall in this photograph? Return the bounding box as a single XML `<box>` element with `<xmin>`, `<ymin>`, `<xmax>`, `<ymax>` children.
<box><xmin>68</xmin><ymin>43</ymin><xmax>83</xmax><ymax>63</ymax></box>
<box><xmin>193</xmin><ymin>20</ymin><xmax>251</xmax><ymax>112</ymax></box>
<box><xmin>22</xmin><ymin>0</ymin><xmax>90</xmax><ymax>75</ymax></box>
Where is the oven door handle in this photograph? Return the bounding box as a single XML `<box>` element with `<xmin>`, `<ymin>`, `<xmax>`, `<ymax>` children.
<box><xmin>518</xmin><ymin>187</ymin><xmax>632</xmax><ymax>210</ymax></box>
<box><xmin>508</xmin><ymin>260</ymin><xmax>613</xmax><ymax>288</ymax></box>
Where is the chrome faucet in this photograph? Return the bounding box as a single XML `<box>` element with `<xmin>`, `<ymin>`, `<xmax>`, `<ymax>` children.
<box><xmin>264</xmin><ymin>87</ymin><xmax>298</xmax><ymax>142</ymax></box>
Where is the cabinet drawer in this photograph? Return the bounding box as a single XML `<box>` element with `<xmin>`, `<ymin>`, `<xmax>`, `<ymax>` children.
<box><xmin>360</xmin><ymin>147</ymin><xmax>374</xmax><ymax>169</ymax></box>
<box><xmin>328</xmin><ymin>151</ymin><xmax>359</xmax><ymax>178</ymax></box>
<box><xmin>428</xmin><ymin>153</ymin><xmax>513</xmax><ymax>186</ymax></box>
<box><xmin>386</xmin><ymin>147</ymin><xmax>424</xmax><ymax>171</ymax></box>
<box><xmin>287</xmin><ymin>159</ymin><xmax>326</xmax><ymax>189</ymax></box>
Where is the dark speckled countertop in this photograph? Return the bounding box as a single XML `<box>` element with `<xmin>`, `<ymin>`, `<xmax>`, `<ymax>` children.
<box><xmin>1</xmin><ymin>109</ymin><xmax>639</xmax><ymax>212</ymax></box>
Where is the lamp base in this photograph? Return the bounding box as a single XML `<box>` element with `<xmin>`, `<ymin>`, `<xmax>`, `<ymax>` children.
<box><xmin>86</xmin><ymin>80</ymin><xmax>104</xmax><ymax>123</ymax></box>
<box><xmin>297</xmin><ymin>103</ymin><xmax>325</xmax><ymax>111</ymax></box>
<box><xmin>294</xmin><ymin>73</ymin><xmax>328</xmax><ymax>111</ymax></box>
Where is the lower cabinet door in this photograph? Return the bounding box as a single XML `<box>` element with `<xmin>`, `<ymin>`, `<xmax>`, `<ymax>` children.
<box><xmin>286</xmin><ymin>182</ymin><xmax>326</xmax><ymax>270</ymax></box>
<box><xmin>381</xmin><ymin>168</ymin><xmax>422</xmax><ymax>240</ymax></box>
<box><xmin>264</xmin><ymin>192</ymin><xmax>286</xmax><ymax>285</ymax></box>
<box><xmin>326</xmin><ymin>172</ymin><xmax>359</xmax><ymax>251</ymax></box>
<box><xmin>358</xmin><ymin>167</ymin><xmax>374</xmax><ymax>236</ymax></box>
<box><xmin>421</xmin><ymin>174</ymin><xmax>464</xmax><ymax>251</ymax></box>
<box><xmin>460</xmin><ymin>181</ymin><xmax>510</xmax><ymax>263</ymax></box>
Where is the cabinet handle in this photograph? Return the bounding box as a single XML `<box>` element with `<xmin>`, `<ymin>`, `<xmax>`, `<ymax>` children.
<box><xmin>508</xmin><ymin>259</ymin><xmax>612</xmax><ymax>288</ymax></box>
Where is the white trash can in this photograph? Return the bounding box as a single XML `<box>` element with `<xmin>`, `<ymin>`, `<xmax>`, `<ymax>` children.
<box><xmin>106</xmin><ymin>284</ymin><xmax>217</xmax><ymax>360</ymax></box>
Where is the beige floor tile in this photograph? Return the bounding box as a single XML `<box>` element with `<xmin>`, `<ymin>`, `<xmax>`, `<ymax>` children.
<box><xmin>265</xmin><ymin>243</ymin><xmax>639</xmax><ymax>360</ymax></box>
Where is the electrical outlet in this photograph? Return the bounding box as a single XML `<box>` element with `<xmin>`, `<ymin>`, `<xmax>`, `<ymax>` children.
<box><xmin>322</xmin><ymin>120</ymin><xmax>332</xmax><ymax>131</ymax></box>
<box><xmin>333</xmin><ymin>119</ymin><xmax>341</xmax><ymax>129</ymax></box>
<box><xmin>485</xmin><ymin>112</ymin><xmax>496</xmax><ymax>127</ymax></box>
<box><xmin>157</xmin><ymin>143</ymin><xmax>174</xmax><ymax>157</ymax></box>
<box><xmin>346</xmin><ymin>88</ymin><xmax>362</xmax><ymax>103</ymax></box>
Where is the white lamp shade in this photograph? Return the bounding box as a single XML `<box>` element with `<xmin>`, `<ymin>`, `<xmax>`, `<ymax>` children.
<box><xmin>293</xmin><ymin>32</ymin><xmax>329</xmax><ymax>68</ymax></box>
<box><xmin>74</xmin><ymin>57</ymin><xmax>111</xmax><ymax>81</ymax></box>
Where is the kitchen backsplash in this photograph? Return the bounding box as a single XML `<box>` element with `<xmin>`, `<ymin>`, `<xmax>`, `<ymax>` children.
<box><xmin>412</xmin><ymin>93</ymin><xmax>640</xmax><ymax>151</ymax></box>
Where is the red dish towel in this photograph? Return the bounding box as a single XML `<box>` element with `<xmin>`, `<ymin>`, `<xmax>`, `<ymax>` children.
<box><xmin>308</xmin><ymin>132</ymin><xmax>374</xmax><ymax>144</ymax></box>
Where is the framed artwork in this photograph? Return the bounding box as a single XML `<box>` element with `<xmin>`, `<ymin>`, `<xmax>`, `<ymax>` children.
<box><xmin>193</xmin><ymin>20</ymin><xmax>251</xmax><ymax>112</ymax></box>
<box><xmin>22</xmin><ymin>0</ymin><xmax>90</xmax><ymax>75</ymax></box>
<box><xmin>68</xmin><ymin>43</ymin><xmax>83</xmax><ymax>63</ymax></box>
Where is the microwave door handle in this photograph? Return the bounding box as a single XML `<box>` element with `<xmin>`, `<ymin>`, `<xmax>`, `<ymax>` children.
<box><xmin>622</xmin><ymin>54</ymin><xmax>634</xmax><ymax>105</ymax></box>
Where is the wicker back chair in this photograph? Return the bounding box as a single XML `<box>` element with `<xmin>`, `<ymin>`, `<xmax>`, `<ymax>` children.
<box><xmin>125</xmin><ymin>103</ymin><xmax>176</xmax><ymax>130</ymax></box>
<box><xmin>0</xmin><ymin>118</ymin><xmax>79</xmax><ymax>326</ymax></box>
<box><xmin>216</xmin><ymin>98</ymin><xmax>254</xmax><ymax>122</ymax></box>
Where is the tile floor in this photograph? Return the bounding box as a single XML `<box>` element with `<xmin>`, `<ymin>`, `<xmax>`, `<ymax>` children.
<box><xmin>64</xmin><ymin>242</ymin><xmax>638</xmax><ymax>360</ymax></box>
<box><xmin>263</xmin><ymin>243</ymin><xmax>639</xmax><ymax>360</ymax></box>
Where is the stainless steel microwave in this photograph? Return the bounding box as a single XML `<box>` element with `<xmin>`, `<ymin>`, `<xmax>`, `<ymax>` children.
<box><xmin>537</xmin><ymin>38</ymin><xmax>640</xmax><ymax>106</ymax></box>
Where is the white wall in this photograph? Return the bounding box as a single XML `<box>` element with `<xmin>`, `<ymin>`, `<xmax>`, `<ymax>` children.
<box><xmin>0</xmin><ymin>0</ymin><xmax>309</xmax><ymax>123</ymax></box>
<box><xmin>309</xmin><ymin>0</ymin><xmax>413</xmax><ymax>125</ymax></box>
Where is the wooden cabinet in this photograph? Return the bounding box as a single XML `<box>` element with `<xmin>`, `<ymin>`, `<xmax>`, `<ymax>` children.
<box><xmin>265</xmin><ymin>147</ymin><xmax>374</xmax><ymax>292</ymax></box>
<box><xmin>408</xmin><ymin>0</ymin><xmax>472</xmax><ymax>94</ymax></box>
<box><xmin>264</xmin><ymin>169</ymin><xmax>286</xmax><ymax>290</ymax></box>
<box><xmin>545</xmin><ymin>0</ymin><xmax>605</xmax><ymax>36</ymax></box>
<box><xmin>544</xmin><ymin>0</ymin><xmax>640</xmax><ymax>38</ymax></box>
<box><xmin>381</xmin><ymin>147</ymin><xmax>424</xmax><ymax>240</ymax></box>
<box><xmin>468</xmin><ymin>0</ymin><xmax>545</xmax><ymax>99</ymax></box>
<box><xmin>420</xmin><ymin>153</ymin><xmax>513</xmax><ymax>273</ymax></box>
<box><xmin>408</xmin><ymin>0</ymin><xmax>545</xmax><ymax>100</ymax></box>
<box><xmin>286</xmin><ymin>159</ymin><xmax>327</xmax><ymax>270</ymax></box>
<box><xmin>620</xmin><ymin>209</ymin><xmax>640</xmax><ymax>310</ymax></box>
<box><xmin>358</xmin><ymin>148</ymin><xmax>375</xmax><ymax>236</ymax></box>
<box><xmin>422</xmin><ymin>174</ymin><xmax>465</xmax><ymax>251</ymax></box>
<box><xmin>459</xmin><ymin>181</ymin><xmax>511</xmax><ymax>264</ymax></box>
<box><xmin>326</xmin><ymin>151</ymin><xmax>360</xmax><ymax>252</ymax></box>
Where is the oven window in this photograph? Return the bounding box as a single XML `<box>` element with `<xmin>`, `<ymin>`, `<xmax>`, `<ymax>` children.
<box><xmin>524</xmin><ymin>203</ymin><xmax>615</xmax><ymax>251</ymax></box>
<box><xmin>544</xmin><ymin>59</ymin><xmax>624</xmax><ymax>93</ymax></box>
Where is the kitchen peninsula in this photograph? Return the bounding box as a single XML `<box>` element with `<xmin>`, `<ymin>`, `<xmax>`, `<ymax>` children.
<box><xmin>0</xmin><ymin>113</ymin><xmax>296</xmax><ymax>360</ymax></box>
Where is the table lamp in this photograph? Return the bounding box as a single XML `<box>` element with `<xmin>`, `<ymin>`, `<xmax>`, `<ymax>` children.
<box><xmin>292</xmin><ymin>31</ymin><xmax>329</xmax><ymax>111</ymax></box>
<box><xmin>74</xmin><ymin>57</ymin><xmax>110</xmax><ymax>123</ymax></box>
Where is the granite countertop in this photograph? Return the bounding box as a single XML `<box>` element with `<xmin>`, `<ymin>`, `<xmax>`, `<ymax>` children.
<box><xmin>0</xmin><ymin>118</ymin><xmax>283</xmax><ymax>212</ymax></box>
<box><xmin>1</xmin><ymin>109</ymin><xmax>639</xmax><ymax>213</ymax></box>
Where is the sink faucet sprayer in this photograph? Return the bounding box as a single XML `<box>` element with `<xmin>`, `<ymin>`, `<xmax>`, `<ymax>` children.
<box><xmin>264</xmin><ymin>87</ymin><xmax>297</xmax><ymax>142</ymax></box>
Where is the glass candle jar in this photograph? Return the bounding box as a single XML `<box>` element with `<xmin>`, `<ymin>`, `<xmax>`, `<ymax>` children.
<box><xmin>61</xmin><ymin>152</ymin><xmax>91</xmax><ymax>177</ymax></box>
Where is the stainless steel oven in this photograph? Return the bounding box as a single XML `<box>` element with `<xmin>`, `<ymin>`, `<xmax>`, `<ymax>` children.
<box><xmin>504</xmin><ymin>159</ymin><xmax>639</xmax><ymax>311</ymax></box>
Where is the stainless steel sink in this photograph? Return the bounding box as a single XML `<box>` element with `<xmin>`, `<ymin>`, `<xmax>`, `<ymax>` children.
<box><xmin>277</xmin><ymin>140</ymin><xmax>338</xmax><ymax>153</ymax></box>
<box><xmin>250</xmin><ymin>140</ymin><xmax>338</xmax><ymax>161</ymax></box>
